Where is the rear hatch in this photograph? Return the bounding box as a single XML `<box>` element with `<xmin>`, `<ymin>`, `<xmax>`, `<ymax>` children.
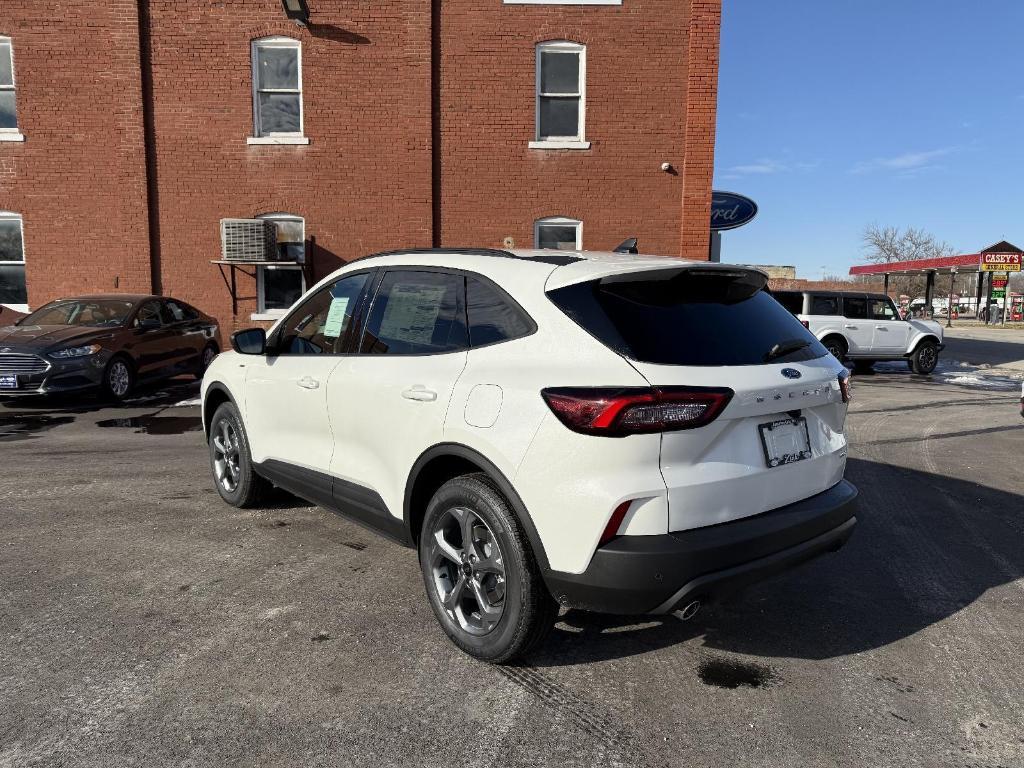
<box><xmin>547</xmin><ymin>263</ymin><xmax>850</xmax><ymax>532</ymax></box>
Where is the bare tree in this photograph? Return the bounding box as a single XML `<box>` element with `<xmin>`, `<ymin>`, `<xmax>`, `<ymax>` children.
<box><xmin>861</xmin><ymin>224</ymin><xmax>957</xmax><ymax>264</ymax></box>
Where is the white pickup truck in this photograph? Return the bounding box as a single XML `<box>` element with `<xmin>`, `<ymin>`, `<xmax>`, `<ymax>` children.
<box><xmin>772</xmin><ymin>290</ymin><xmax>945</xmax><ymax>373</ymax></box>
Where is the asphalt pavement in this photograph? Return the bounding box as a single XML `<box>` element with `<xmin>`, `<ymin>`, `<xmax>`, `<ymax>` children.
<box><xmin>1</xmin><ymin>342</ymin><xmax>1022</xmax><ymax>767</ymax></box>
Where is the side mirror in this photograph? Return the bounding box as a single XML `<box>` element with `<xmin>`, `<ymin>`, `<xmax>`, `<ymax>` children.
<box><xmin>137</xmin><ymin>317</ymin><xmax>161</xmax><ymax>331</ymax></box>
<box><xmin>231</xmin><ymin>327</ymin><xmax>267</xmax><ymax>355</ymax></box>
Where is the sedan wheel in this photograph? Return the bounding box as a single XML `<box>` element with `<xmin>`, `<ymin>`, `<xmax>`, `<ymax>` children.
<box><xmin>104</xmin><ymin>359</ymin><xmax>133</xmax><ymax>400</ymax></box>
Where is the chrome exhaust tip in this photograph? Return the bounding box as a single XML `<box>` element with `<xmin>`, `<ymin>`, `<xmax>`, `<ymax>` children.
<box><xmin>673</xmin><ymin>599</ymin><xmax>701</xmax><ymax>622</ymax></box>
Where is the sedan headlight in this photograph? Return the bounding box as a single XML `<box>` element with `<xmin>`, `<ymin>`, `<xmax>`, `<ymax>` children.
<box><xmin>49</xmin><ymin>344</ymin><xmax>102</xmax><ymax>359</ymax></box>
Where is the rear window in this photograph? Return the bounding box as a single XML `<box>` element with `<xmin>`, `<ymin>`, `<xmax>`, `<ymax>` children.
<box><xmin>547</xmin><ymin>270</ymin><xmax>828</xmax><ymax>367</ymax></box>
<box><xmin>772</xmin><ymin>291</ymin><xmax>804</xmax><ymax>315</ymax></box>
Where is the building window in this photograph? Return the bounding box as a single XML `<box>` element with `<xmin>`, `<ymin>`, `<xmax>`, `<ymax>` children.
<box><xmin>530</xmin><ymin>42</ymin><xmax>589</xmax><ymax>150</ymax></box>
<box><xmin>249</xmin><ymin>37</ymin><xmax>308</xmax><ymax>145</ymax></box>
<box><xmin>0</xmin><ymin>212</ymin><xmax>27</xmax><ymax>310</ymax></box>
<box><xmin>255</xmin><ymin>213</ymin><xmax>306</xmax><ymax>317</ymax></box>
<box><xmin>0</xmin><ymin>37</ymin><xmax>23</xmax><ymax>141</ymax></box>
<box><xmin>534</xmin><ymin>216</ymin><xmax>582</xmax><ymax>250</ymax></box>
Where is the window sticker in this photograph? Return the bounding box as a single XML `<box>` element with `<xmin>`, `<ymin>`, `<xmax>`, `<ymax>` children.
<box><xmin>378</xmin><ymin>284</ymin><xmax>447</xmax><ymax>346</ymax></box>
<box><xmin>321</xmin><ymin>296</ymin><xmax>351</xmax><ymax>339</ymax></box>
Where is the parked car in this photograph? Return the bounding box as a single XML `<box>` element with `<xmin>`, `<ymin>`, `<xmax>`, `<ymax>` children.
<box><xmin>772</xmin><ymin>290</ymin><xmax>944</xmax><ymax>374</ymax></box>
<box><xmin>0</xmin><ymin>294</ymin><xmax>221</xmax><ymax>399</ymax></box>
<box><xmin>202</xmin><ymin>249</ymin><xmax>858</xmax><ymax>663</ymax></box>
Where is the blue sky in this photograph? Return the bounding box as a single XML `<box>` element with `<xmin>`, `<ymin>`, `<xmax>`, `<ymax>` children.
<box><xmin>713</xmin><ymin>1</ymin><xmax>1024</xmax><ymax>278</ymax></box>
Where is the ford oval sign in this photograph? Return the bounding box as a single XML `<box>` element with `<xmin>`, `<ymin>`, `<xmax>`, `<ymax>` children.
<box><xmin>781</xmin><ymin>368</ymin><xmax>802</xmax><ymax>379</ymax></box>
<box><xmin>710</xmin><ymin>191</ymin><xmax>758</xmax><ymax>231</ymax></box>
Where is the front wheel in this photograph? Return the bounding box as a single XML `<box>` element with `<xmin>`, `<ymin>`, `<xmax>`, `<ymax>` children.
<box><xmin>419</xmin><ymin>474</ymin><xmax>557</xmax><ymax>663</ymax></box>
<box><xmin>208</xmin><ymin>402</ymin><xmax>270</xmax><ymax>507</ymax></box>
<box><xmin>909</xmin><ymin>342</ymin><xmax>939</xmax><ymax>374</ymax></box>
<box><xmin>102</xmin><ymin>356</ymin><xmax>135</xmax><ymax>401</ymax></box>
<box><xmin>195</xmin><ymin>344</ymin><xmax>218</xmax><ymax>380</ymax></box>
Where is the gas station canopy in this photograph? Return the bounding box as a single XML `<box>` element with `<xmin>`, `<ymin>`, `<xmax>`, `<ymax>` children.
<box><xmin>848</xmin><ymin>241</ymin><xmax>1023</xmax><ymax>278</ymax></box>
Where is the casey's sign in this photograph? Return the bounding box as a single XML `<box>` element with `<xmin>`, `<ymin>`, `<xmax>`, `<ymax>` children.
<box><xmin>980</xmin><ymin>253</ymin><xmax>1022</xmax><ymax>272</ymax></box>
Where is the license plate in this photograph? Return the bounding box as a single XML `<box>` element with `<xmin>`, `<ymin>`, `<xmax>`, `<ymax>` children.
<box><xmin>0</xmin><ymin>374</ymin><xmax>16</xmax><ymax>389</ymax></box>
<box><xmin>759</xmin><ymin>417</ymin><xmax>812</xmax><ymax>468</ymax></box>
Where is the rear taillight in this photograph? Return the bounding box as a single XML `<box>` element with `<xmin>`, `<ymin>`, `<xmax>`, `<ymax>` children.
<box><xmin>839</xmin><ymin>373</ymin><xmax>852</xmax><ymax>404</ymax></box>
<box><xmin>541</xmin><ymin>386</ymin><xmax>733</xmax><ymax>436</ymax></box>
<box><xmin>800</xmin><ymin>320</ymin><xmax>810</xmax><ymax>329</ymax></box>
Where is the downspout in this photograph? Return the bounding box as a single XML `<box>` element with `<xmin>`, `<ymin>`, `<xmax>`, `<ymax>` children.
<box><xmin>137</xmin><ymin>0</ymin><xmax>162</xmax><ymax>294</ymax></box>
<box><xmin>430</xmin><ymin>0</ymin><xmax>442</xmax><ymax>248</ymax></box>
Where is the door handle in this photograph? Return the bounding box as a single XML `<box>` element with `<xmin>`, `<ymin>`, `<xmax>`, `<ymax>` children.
<box><xmin>844</xmin><ymin>324</ymin><xmax>857</xmax><ymax>329</ymax></box>
<box><xmin>875</xmin><ymin>326</ymin><xmax>888</xmax><ymax>330</ymax></box>
<box><xmin>297</xmin><ymin>375</ymin><xmax>320</xmax><ymax>390</ymax></box>
<box><xmin>402</xmin><ymin>386</ymin><xmax>437</xmax><ymax>402</ymax></box>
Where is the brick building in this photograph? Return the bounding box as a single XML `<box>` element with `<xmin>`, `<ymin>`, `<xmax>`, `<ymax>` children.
<box><xmin>0</xmin><ymin>0</ymin><xmax>721</xmax><ymax>330</ymax></box>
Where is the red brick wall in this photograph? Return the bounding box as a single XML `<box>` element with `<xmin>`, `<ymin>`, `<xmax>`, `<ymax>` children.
<box><xmin>0</xmin><ymin>1</ymin><xmax>152</xmax><ymax>301</ymax></box>
<box><xmin>1</xmin><ymin>0</ymin><xmax>721</xmax><ymax>333</ymax></box>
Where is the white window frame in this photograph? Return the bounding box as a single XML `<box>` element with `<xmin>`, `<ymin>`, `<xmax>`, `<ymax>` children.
<box><xmin>248</xmin><ymin>37</ymin><xmax>308</xmax><ymax>146</ymax></box>
<box><xmin>253</xmin><ymin>213</ymin><xmax>307</xmax><ymax>320</ymax></box>
<box><xmin>0</xmin><ymin>211</ymin><xmax>27</xmax><ymax>312</ymax></box>
<box><xmin>0</xmin><ymin>37</ymin><xmax>24</xmax><ymax>142</ymax></box>
<box><xmin>530</xmin><ymin>41</ymin><xmax>589</xmax><ymax>150</ymax></box>
<box><xmin>534</xmin><ymin>216</ymin><xmax>583</xmax><ymax>251</ymax></box>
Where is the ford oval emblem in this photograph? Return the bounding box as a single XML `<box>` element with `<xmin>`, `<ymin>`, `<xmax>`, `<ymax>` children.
<box><xmin>781</xmin><ymin>368</ymin><xmax>802</xmax><ymax>379</ymax></box>
<box><xmin>710</xmin><ymin>191</ymin><xmax>758</xmax><ymax>231</ymax></box>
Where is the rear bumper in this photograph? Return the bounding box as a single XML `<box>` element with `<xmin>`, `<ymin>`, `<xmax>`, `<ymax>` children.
<box><xmin>544</xmin><ymin>479</ymin><xmax>858</xmax><ymax>615</ymax></box>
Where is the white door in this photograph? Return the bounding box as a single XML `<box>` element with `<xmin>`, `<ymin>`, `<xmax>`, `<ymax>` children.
<box><xmin>327</xmin><ymin>269</ymin><xmax>468</xmax><ymax>523</ymax></box>
<box><xmin>244</xmin><ymin>271</ymin><xmax>374</xmax><ymax>476</ymax></box>
<box><xmin>839</xmin><ymin>295</ymin><xmax>874</xmax><ymax>353</ymax></box>
<box><xmin>869</xmin><ymin>297</ymin><xmax>910</xmax><ymax>353</ymax></box>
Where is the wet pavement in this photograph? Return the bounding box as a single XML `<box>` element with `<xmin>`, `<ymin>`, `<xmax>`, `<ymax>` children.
<box><xmin>0</xmin><ymin>364</ymin><xmax>1022</xmax><ymax>767</ymax></box>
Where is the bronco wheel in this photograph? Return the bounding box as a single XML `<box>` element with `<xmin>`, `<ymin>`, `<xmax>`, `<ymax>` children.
<box><xmin>102</xmin><ymin>356</ymin><xmax>134</xmax><ymax>401</ymax></box>
<box><xmin>910</xmin><ymin>341</ymin><xmax>939</xmax><ymax>374</ymax></box>
<box><xmin>208</xmin><ymin>402</ymin><xmax>270</xmax><ymax>507</ymax></box>
<box><xmin>419</xmin><ymin>474</ymin><xmax>557</xmax><ymax>663</ymax></box>
<box><xmin>822</xmin><ymin>336</ymin><xmax>847</xmax><ymax>362</ymax></box>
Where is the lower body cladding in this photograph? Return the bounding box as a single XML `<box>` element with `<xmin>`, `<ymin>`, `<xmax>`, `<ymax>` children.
<box><xmin>544</xmin><ymin>480</ymin><xmax>858</xmax><ymax>615</ymax></box>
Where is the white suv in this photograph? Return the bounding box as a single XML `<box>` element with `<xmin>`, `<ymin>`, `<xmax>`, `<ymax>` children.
<box><xmin>202</xmin><ymin>249</ymin><xmax>858</xmax><ymax>662</ymax></box>
<box><xmin>773</xmin><ymin>290</ymin><xmax>945</xmax><ymax>374</ymax></box>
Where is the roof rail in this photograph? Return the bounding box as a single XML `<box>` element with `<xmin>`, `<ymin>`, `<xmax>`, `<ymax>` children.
<box><xmin>345</xmin><ymin>247</ymin><xmax>580</xmax><ymax>266</ymax></box>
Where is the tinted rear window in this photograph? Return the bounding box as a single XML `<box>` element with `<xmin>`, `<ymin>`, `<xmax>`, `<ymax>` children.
<box><xmin>466</xmin><ymin>276</ymin><xmax>534</xmax><ymax>347</ymax></box>
<box><xmin>772</xmin><ymin>291</ymin><xmax>804</xmax><ymax>314</ymax></box>
<box><xmin>809</xmin><ymin>295</ymin><xmax>840</xmax><ymax>315</ymax></box>
<box><xmin>548</xmin><ymin>271</ymin><xmax>827</xmax><ymax>367</ymax></box>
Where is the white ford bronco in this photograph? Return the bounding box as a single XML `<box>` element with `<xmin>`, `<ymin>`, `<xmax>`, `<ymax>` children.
<box><xmin>772</xmin><ymin>290</ymin><xmax>945</xmax><ymax>374</ymax></box>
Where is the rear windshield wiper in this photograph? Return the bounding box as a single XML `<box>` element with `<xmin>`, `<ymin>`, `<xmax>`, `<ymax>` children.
<box><xmin>764</xmin><ymin>338</ymin><xmax>810</xmax><ymax>362</ymax></box>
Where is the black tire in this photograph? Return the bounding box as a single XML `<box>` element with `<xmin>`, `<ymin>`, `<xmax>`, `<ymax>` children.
<box><xmin>909</xmin><ymin>341</ymin><xmax>939</xmax><ymax>374</ymax></box>
<box><xmin>195</xmin><ymin>343</ymin><xmax>218</xmax><ymax>380</ymax></box>
<box><xmin>822</xmin><ymin>336</ymin><xmax>847</xmax><ymax>362</ymax></box>
<box><xmin>419</xmin><ymin>473</ymin><xmax>557</xmax><ymax>663</ymax></box>
<box><xmin>101</xmin><ymin>355</ymin><xmax>135</xmax><ymax>401</ymax></box>
<box><xmin>208</xmin><ymin>401</ymin><xmax>271</xmax><ymax>508</ymax></box>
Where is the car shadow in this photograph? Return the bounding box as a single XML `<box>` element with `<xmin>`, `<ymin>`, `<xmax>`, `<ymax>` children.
<box><xmin>526</xmin><ymin>457</ymin><xmax>1024</xmax><ymax>667</ymax></box>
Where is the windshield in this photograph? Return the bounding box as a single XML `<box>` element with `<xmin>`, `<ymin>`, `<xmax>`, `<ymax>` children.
<box><xmin>22</xmin><ymin>300</ymin><xmax>135</xmax><ymax>328</ymax></box>
<box><xmin>547</xmin><ymin>271</ymin><xmax>828</xmax><ymax>366</ymax></box>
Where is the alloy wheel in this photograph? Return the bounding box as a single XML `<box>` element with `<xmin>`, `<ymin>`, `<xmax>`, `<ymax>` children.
<box><xmin>202</xmin><ymin>347</ymin><xmax>216</xmax><ymax>369</ymax></box>
<box><xmin>919</xmin><ymin>345</ymin><xmax>937</xmax><ymax>372</ymax></box>
<box><xmin>427</xmin><ymin>506</ymin><xmax>506</xmax><ymax>636</ymax></box>
<box><xmin>108</xmin><ymin>361</ymin><xmax>131</xmax><ymax>397</ymax></box>
<box><xmin>212</xmin><ymin>419</ymin><xmax>241</xmax><ymax>493</ymax></box>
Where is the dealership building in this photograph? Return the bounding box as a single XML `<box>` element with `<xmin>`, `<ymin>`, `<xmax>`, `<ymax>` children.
<box><xmin>0</xmin><ymin>0</ymin><xmax>721</xmax><ymax>328</ymax></box>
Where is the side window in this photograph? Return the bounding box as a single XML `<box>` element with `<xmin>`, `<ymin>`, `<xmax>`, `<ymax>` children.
<box><xmin>134</xmin><ymin>301</ymin><xmax>163</xmax><ymax>327</ymax></box>
<box><xmin>466</xmin><ymin>276</ymin><xmax>534</xmax><ymax>347</ymax></box>
<box><xmin>276</xmin><ymin>272</ymin><xmax>370</xmax><ymax>355</ymax></box>
<box><xmin>843</xmin><ymin>296</ymin><xmax>868</xmax><ymax>320</ymax></box>
<box><xmin>809</xmin><ymin>295</ymin><xmax>839</xmax><ymax>315</ymax></box>
<box><xmin>871</xmin><ymin>299</ymin><xmax>898</xmax><ymax>320</ymax></box>
<box><xmin>159</xmin><ymin>302</ymin><xmax>180</xmax><ymax>325</ymax></box>
<box><xmin>361</xmin><ymin>271</ymin><xmax>466</xmax><ymax>355</ymax></box>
